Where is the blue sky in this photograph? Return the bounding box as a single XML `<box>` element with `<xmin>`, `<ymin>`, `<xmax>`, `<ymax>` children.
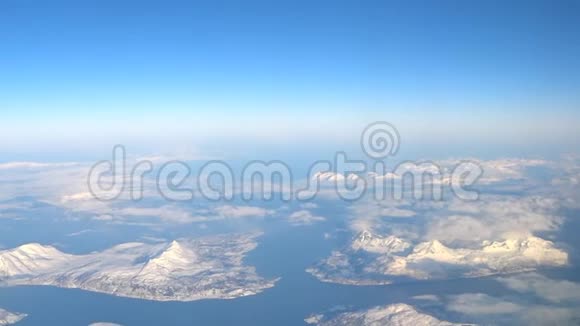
<box><xmin>0</xmin><ymin>0</ymin><xmax>579</xmax><ymax>157</ymax></box>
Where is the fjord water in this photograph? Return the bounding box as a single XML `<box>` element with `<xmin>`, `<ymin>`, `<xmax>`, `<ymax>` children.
<box><xmin>0</xmin><ymin>215</ymin><xmax>516</xmax><ymax>326</ymax></box>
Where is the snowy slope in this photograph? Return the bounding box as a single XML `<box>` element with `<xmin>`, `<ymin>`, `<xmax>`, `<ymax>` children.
<box><xmin>0</xmin><ymin>233</ymin><xmax>276</xmax><ymax>301</ymax></box>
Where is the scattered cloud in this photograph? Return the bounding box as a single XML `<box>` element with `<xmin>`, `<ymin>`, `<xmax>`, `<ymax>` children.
<box><xmin>447</xmin><ymin>292</ymin><xmax>580</xmax><ymax>326</ymax></box>
<box><xmin>288</xmin><ymin>210</ymin><xmax>326</xmax><ymax>226</ymax></box>
<box><xmin>214</xmin><ymin>205</ymin><xmax>274</xmax><ymax>219</ymax></box>
<box><xmin>0</xmin><ymin>162</ymin><xmax>78</xmax><ymax>170</ymax></box>
<box><xmin>447</xmin><ymin>293</ymin><xmax>522</xmax><ymax>315</ymax></box>
<box><xmin>425</xmin><ymin>196</ymin><xmax>562</xmax><ymax>243</ymax></box>
<box><xmin>497</xmin><ymin>273</ymin><xmax>580</xmax><ymax>303</ymax></box>
<box><xmin>66</xmin><ymin>229</ymin><xmax>96</xmax><ymax>237</ymax></box>
<box><xmin>117</xmin><ymin>206</ymin><xmax>206</xmax><ymax>224</ymax></box>
<box><xmin>411</xmin><ymin>294</ymin><xmax>440</xmax><ymax>302</ymax></box>
<box><xmin>300</xmin><ymin>202</ymin><xmax>318</xmax><ymax>209</ymax></box>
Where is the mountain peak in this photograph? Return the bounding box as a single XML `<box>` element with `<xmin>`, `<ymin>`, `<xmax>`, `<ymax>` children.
<box><xmin>12</xmin><ymin>243</ymin><xmax>61</xmax><ymax>257</ymax></box>
<box><xmin>413</xmin><ymin>240</ymin><xmax>450</xmax><ymax>255</ymax></box>
<box><xmin>140</xmin><ymin>240</ymin><xmax>198</xmax><ymax>273</ymax></box>
<box><xmin>159</xmin><ymin>240</ymin><xmax>189</xmax><ymax>258</ymax></box>
<box><xmin>168</xmin><ymin>240</ymin><xmax>182</xmax><ymax>250</ymax></box>
<box><xmin>356</xmin><ymin>230</ymin><xmax>374</xmax><ymax>241</ymax></box>
<box><xmin>351</xmin><ymin>231</ymin><xmax>411</xmax><ymax>254</ymax></box>
<box><xmin>0</xmin><ymin>243</ymin><xmax>69</xmax><ymax>277</ymax></box>
<box><xmin>313</xmin><ymin>172</ymin><xmax>361</xmax><ymax>183</ymax></box>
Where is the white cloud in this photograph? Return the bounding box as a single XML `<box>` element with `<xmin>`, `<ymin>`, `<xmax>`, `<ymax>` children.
<box><xmin>411</xmin><ymin>294</ymin><xmax>440</xmax><ymax>302</ymax></box>
<box><xmin>437</xmin><ymin>158</ymin><xmax>548</xmax><ymax>185</ymax></box>
<box><xmin>497</xmin><ymin>273</ymin><xmax>580</xmax><ymax>303</ymax></box>
<box><xmin>447</xmin><ymin>292</ymin><xmax>580</xmax><ymax>326</ymax></box>
<box><xmin>380</xmin><ymin>207</ymin><xmax>417</xmax><ymax>218</ymax></box>
<box><xmin>111</xmin><ymin>204</ymin><xmax>275</xmax><ymax>224</ymax></box>
<box><xmin>288</xmin><ymin>210</ymin><xmax>326</xmax><ymax>226</ymax></box>
<box><xmin>66</xmin><ymin>229</ymin><xmax>95</xmax><ymax>237</ymax></box>
<box><xmin>426</xmin><ymin>196</ymin><xmax>562</xmax><ymax>243</ymax></box>
<box><xmin>424</xmin><ymin>215</ymin><xmax>491</xmax><ymax>242</ymax></box>
<box><xmin>214</xmin><ymin>205</ymin><xmax>274</xmax><ymax>219</ymax></box>
<box><xmin>61</xmin><ymin>192</ymin><xmax>95</xmax><ymax>202</ymax></box>
<box><xmin>350</xmin><ymin>194</ymin><xmax>563</xmax><ymax>245</ymax></box>
<box><xmin>0</xmin><ymin>202</ymin><xmax>33</xmax><ymax>211</ymax></box>
<box><xmin>349</xmin><ymin>198</ymin><xmax>416</xmax><ymax>233</ymax></box>
<box><xmin>116</xmin><ymin>206</ymin><xmax>207</xmax><ymax>224</ymax></box>
<box><xmin>0</xmin><ymin>162</ymin><xmax>90</xmax><ymax>202</ymax></box>
<box><xmin>0</xmin><ymin>162</ymin><xmax>78</xmax><ymax>170</ymax></box>
<box><xmin>92</xmin><ymin>214</ymin><xmax>113</xmax><ymax>221</ymax></box>
<box><xmin>447</xmin><ymin>293</ymin><xmax>522</xmax><ymax>315</ymax></box>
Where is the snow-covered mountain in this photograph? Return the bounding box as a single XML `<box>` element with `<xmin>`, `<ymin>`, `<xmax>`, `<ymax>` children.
<box><xmin>0</xmin><ymin>243</ymin><xmax>72</xmax><ymax>278</ymax></box>
<box><xmin>0</xmin><ymin>233</ymin><xmax>277</xmax><ymax>301</ymax></box>
<box><xmin>308</xmin><ymin>230</ymin><xmax>568</xmax><ymax>285</ymax></box>
<box><xmin>351</xmin><ymin>230</ymin><xmax>411</xmax><ymax>254</ymax></box>
<box><xmin>0</xmin><ymin>308</ymin><xmax>26</xmax><ymax>325</ymax></box>
<box><xmin>313</xmin><ymin>172</ymin><xmax>361</xmax><ymax>183</ymax></box>
<box><xmin>383</xmin><ymin>236</ymin><xmax>568</xmax><ymax>279</ymax></box>
<box><xmin>305</xmin><ymin>303</ymin><xmax>469</xmax><ymax>325</ymax></box>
